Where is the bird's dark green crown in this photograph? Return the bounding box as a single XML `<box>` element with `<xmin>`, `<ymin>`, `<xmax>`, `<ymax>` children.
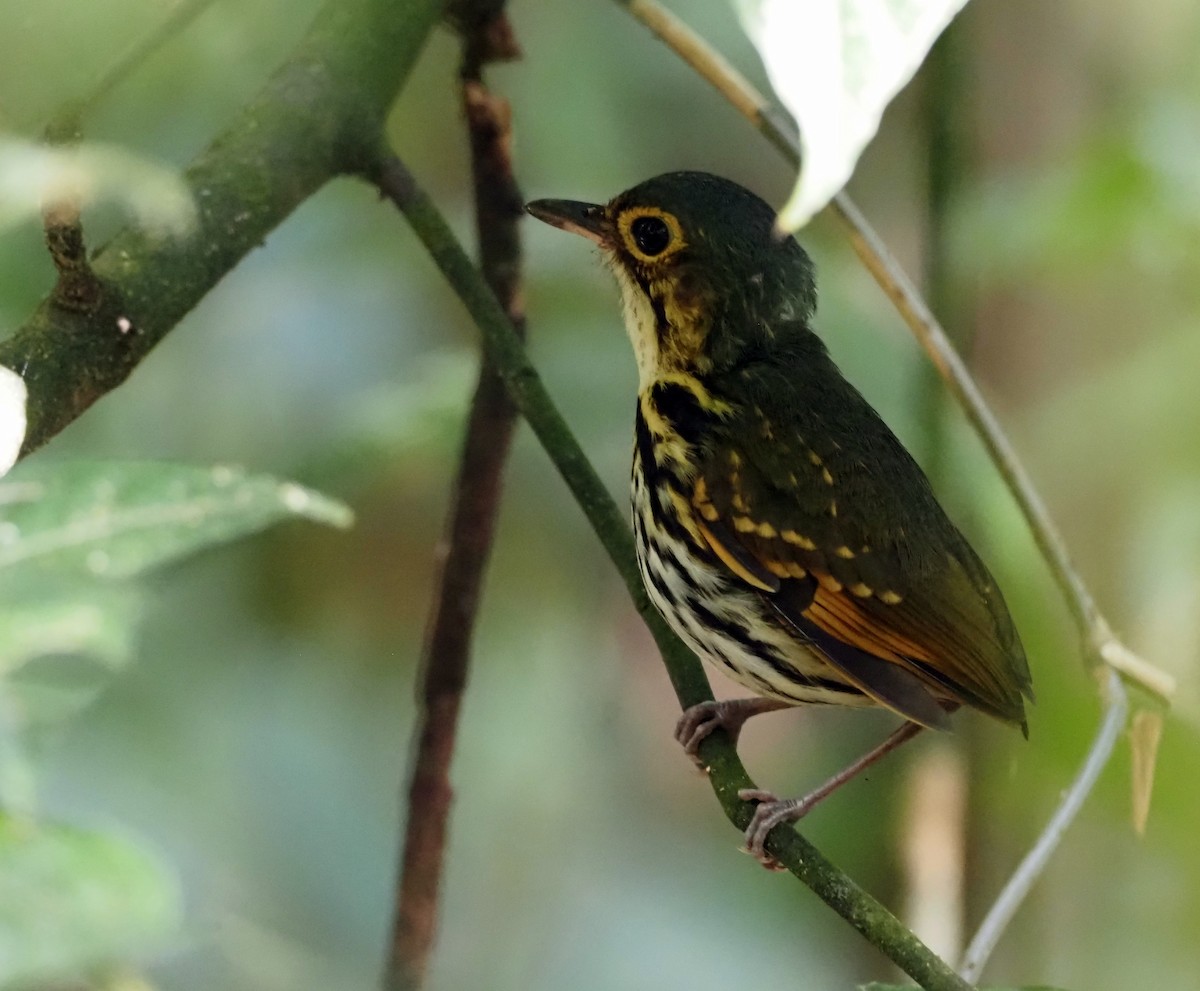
<box><xmin>530</xmin><ymin>171</ymin><xmax>820</xmax><ymax>380</ymax></box>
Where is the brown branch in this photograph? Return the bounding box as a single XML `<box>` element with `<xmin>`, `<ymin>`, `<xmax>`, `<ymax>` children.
<box><xmin>384</xmin><ymin>15</ymin><xmax>526</xmax><ymax>991</ymax></box>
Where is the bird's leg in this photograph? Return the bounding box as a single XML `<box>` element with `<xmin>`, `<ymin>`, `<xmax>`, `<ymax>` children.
<box><xmin>739</xmin><ymin>720</ymin><xmax>926</xmax><ymax>867</ymax></box>
<box><xmin>674</xmin><ymin>697</ymin><xmax>792</xmax><ymax>767</ymax></box>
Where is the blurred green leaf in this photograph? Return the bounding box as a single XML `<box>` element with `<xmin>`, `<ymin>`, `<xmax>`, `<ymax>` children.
<box><xmin>0</xmin><ymin>461</ymin><xmax>353</xmax><ymax>579</ymax></box>
<box><xmin>0</xmin><ymin>574</ymin><xmax>140</xmax><ymax>676</ymax></box>
<box><xmin>0</xmin><ymin>813</ymin><xmax>178</xmax><ymax>989</ymax></box>
<box><xmin>305</xmin><ymin>351</ymin><xmax>475</xmax><ymax>484</ymax></box>
<box><xmin>949</xmin><ymin>123</ymin><xmax>1200</xmax><ymax>285</ymax></box>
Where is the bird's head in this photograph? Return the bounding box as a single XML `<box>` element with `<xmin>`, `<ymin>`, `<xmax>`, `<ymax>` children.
<box><xmin>528</xmin><ymin>171</ymin><xmax>817</xmax><ymax>392</ymax></box>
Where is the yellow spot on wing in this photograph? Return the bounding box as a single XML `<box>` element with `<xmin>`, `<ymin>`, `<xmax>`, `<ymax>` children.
<box><xmin>696</xmin><ymin>520</ymin><xmax>776</xmax><ymax>592</ymax></box>
<box><xmin>849</xmin><ymin>582</ymin><xmax>873</xmax><ymax>598</ymax></box>
<box><xmin>782</xmin><ymin>529</ymin><xmax>816</xmax><ymax>551</ymax></box>
<box><xmin>835</xmin><ymin>545</ymin><xmax>855</xmax><ymax>559</ymax></box>
<box><xmin>880</xmin><ymin>591</ymin><xmax>904</xmax><ymax>605</ymax></box>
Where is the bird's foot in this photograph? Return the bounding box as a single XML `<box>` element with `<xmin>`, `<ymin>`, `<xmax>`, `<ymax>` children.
<box><xmin>674</xmin><ymin>698</ymin><xmax>789</xmax><ymax>769</ymax></box>
<box><xmin>736</xmin><ymin>788</ymin><xmax>822</xmax><ymax>869</ymax></box>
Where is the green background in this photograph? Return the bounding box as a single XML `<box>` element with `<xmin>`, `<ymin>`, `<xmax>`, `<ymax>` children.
<box><xmin>1</xmin><ymin>0</ymin><xmax>1198</xmax><ymax>988</ymax></box>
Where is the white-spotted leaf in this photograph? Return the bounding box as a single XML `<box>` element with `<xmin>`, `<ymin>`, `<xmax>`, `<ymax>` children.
<box><xmin>739</xmin><ymin>0</ymin><xmax>971</xmax><ymax>231</ymax></box>
<box><xmin>0</xmin><ymin>367</ymin><xmax>27</xmax><ymax>478</ymax></box>
<box><xmin>0</xmin><ymin>462</ymin><xmax>352</xmax><ymax>579</ymax></box>
<box><xmin>0</xmin><ymin>814</ymin><xmax>179</xmax><ymax>988</ymax></box>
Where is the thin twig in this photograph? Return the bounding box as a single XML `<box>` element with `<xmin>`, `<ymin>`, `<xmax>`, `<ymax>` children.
<box><xmin>385</xmin><ymin>18</ymin><xmax>526</xmax><ymax>990</ymax></box>
<box><xmin>43</xmin><ymin>0</ymin><xmax>221</xmax><ymax>142</ymax></box>
<box><xmin>370</xmin><ymin>153</ymin><xmax>974</xmax><ymax>991</ymax></box>
<box><xmin>616</xmin><ymin>0</ymin><xmax>1172</xmax><ymax>704</ymax></box>
<box><xmin>959</xmin><ymin>669</ymin><xmax>1128</xmax><ymax>981</ymax></box>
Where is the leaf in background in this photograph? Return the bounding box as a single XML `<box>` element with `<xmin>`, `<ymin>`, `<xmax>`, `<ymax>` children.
<box><xmin>738</xmin><ymin>0</ymin><xmax>970</xmax><ymax>231</ymax></box>
<box><xmin>0</xmin><ymin>575</ymin><xmax>140</xmax><ymax>677</ymax></box>
<box><xmin>0</xmin><ymin>136</ymin><xmax>195</xmax><ymax>238</ymax></box>
<box><xmin>1130</xmin><ymin>707</ymin><xmax>1164</xmax><ymax>836</ymax></box>
<box><xmin>0</xmin><ymin>368</ymin><xmax>25</xmax><ymax>479</ymax></box>
<box><xmin>0</xmin><ymin>461</ymin><xmax>353</xmax><ymax>579</ymax></box>
<box><xmin>0</xmin><ymin>576</ymin><xmax>142</xmax><ymax>807</ymax></box>
<box><xmin>0</xmin><ymin>814</ymin><xmax>179</xmax><ymax>989</ymax></box>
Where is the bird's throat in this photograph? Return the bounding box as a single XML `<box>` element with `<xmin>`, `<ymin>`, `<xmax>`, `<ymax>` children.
<box><xmin>610</xmin><ymin>260</ymin><xmax>661</xmax><ymax>393</ymax></box>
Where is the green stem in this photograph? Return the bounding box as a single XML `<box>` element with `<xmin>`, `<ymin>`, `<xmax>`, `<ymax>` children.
<box><xmin>369</xmin><ymin>153</ymin><xmax>974</xmax><ymax>991</ymax></box>
<box><xmin>0</xmin><ymin>0</ymin><xmax>443</xmax><ymax>456</ymax></box>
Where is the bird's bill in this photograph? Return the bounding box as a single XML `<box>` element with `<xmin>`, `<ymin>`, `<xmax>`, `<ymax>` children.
<box><xmin>526</xmin><ymin>198</ymin><xmax>609</xmax><ymax>245</ymax></box>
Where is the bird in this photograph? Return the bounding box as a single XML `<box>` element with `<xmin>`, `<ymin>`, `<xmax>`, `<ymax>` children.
<box><xmin>526</xmin><ymin>172</ymin><xmax>1033</xmax><ymax>865</ymax></box>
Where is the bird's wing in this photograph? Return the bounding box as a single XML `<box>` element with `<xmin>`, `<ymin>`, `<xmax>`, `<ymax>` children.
<box><xmin>692</xmin><ymin>401</ymin><xmax>1030</xmax><ymax>730</ymax></box>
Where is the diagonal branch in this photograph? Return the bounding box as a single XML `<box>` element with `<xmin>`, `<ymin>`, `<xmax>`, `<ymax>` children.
<box><xmin>368</xmin><ymin>153</ymin><xmax>974</xmax><ymax>991</ymax></box>
<box><xmin>0</xmin><ymin>0</ymin><xmax>444</xmax><ymax>458</ymax></box>
<box><xmin>385</xmin><ymin>15</ymin><xmax>527</xmax><ymax>990</ymax></box>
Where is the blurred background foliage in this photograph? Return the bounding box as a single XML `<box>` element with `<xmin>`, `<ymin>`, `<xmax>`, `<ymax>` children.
<box><xmin>0</xmin><ymin>0</ymin><xmax>1198</xmax><ymax>988</ymax></box>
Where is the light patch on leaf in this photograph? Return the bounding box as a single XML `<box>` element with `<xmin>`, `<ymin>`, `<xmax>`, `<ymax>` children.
<box><xmin>0</xmin><ymin>814</ymin><xmax>179</xmax><ymax>988</ymax></box>
<box><xmin>739</xmin><ymin>0</ymin><xmax>970</xmax><ymax>231</ymax></box>
<box><xmin>0</xmin><ymin>135</ymin><xmax>196</xmax><ymax>238</ymax></box>
<box><xmin>0</xmin><ymin>576</ymin><xmax>140</xmax><ymax>677</ymax></box>
<box><xmin>0</xmin><ymin>462</ymin><xmax>353</xmax><ymax>578</ymax></box>
<box><xmin>0</xmin><ymin>366</ymin><xmax>27</xmax><ymax>478</ymax></box>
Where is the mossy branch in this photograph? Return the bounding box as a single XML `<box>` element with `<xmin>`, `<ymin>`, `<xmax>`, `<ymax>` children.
<box><xmin>0</xmin><ymin>0</ymin><xmax>444</xmax><ymax>457</ymax></box>
<box><xmin>370</xmin><ymin>152</ymin><xmax>974</xmax><ymax>991</ymax></box>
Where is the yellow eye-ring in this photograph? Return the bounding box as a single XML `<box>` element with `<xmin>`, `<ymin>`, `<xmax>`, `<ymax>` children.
<box><xmin>618</xmin><ymin>207</ymin><xmax>685</xmax><ymax>262</ymax></box>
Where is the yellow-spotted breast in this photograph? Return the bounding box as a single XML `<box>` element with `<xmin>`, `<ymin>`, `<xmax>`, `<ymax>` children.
<box><xmin>528</xmin><ymin>172</ymin><xmax>1032</xmax><ymax>860</ymax></box>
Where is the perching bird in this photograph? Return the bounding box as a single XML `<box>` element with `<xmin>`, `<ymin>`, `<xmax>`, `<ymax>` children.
<box><xmin>527</xmin><ymin>172</ymin><xmax>1032</xmax><ymax>864</ymax></box>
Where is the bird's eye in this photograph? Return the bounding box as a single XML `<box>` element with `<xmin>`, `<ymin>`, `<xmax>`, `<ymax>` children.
<box><xmin>630</xmin><ymin>215</ymin><xmax>672</xmax><ymax>256</ymax></box>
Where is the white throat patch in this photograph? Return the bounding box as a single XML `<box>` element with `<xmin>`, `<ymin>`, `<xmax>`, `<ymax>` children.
<box><xmin>608</xmin><ymin>259</ymin><xmax>660</xmax><ymax>394</ymax></box>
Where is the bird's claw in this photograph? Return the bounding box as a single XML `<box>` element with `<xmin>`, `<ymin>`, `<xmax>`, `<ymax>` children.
<box><xmin>674</xmin><ymin>698</ymin><xmax>787</xmax><ymax>770</ymax></box>
<box><xmin>674</xmin><ymin>701</ymin><xmax>732</xmax><ymax>769</ymax></box>
<box><xmin>737</xmin><ymin>787</ymin><xmax>818</xmax><ymax>869</ymax></box>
